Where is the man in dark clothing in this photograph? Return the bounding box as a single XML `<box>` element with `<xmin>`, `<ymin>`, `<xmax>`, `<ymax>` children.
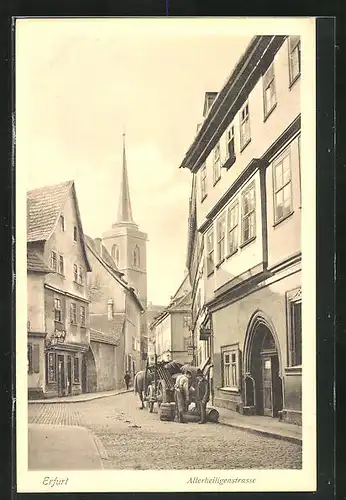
<box><xmin>124</xmin><ymin>372</ymin><xmax>131</xmax><ymax>390</ymax></box>
<box><xmin>195</xmin><ymin>369</ymin><xmax>210</xmax><ymax>424</ymax></box>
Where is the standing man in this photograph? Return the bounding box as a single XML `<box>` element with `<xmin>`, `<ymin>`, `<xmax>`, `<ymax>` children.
<box><xmin>174</xmin><ymin>370</ymin><xmax>192</xmax><ymax>423</ymax></box>
<box><xmin>195</xmin><ymin>369</ymin><xmax>210</xmax><ymax>424</ymax></box>
<box><xmin>124</xmin><ymin>371</ymin><xmax>131</xmax><ymax>390</ymax></box>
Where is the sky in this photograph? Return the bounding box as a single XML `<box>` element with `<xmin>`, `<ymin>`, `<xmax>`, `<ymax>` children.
<box><xmin>16</xmin><ymin>19</ymin><xmax>252</xmax><ymax>305</ymax></box>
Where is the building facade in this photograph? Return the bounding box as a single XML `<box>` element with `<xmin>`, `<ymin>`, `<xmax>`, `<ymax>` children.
<box><xmin>27</xmin><ymin>181</ymin><xmax>92</xmax><ymax>399</ymax></box>
<box><xmin>182</xmin><ymin>35</ymin><xmax>302</xmax><ymax>424</ymax></box>
<box><xmin>149</xmin><ymin>274</ymin><xmax>193</xmax><ymax>365</ymax></box>
<box><xmin>102</xmin><ymin>135</ymin><xmax>148</xmax><ymax>370</ymax></box>
<box><xmin>85</xmin><ymin>235</ymin><xmax>144</xmax><ymax>391</ymax></box>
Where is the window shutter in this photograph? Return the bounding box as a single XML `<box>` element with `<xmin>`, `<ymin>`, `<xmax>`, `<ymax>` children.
<box><xmin>236</xmin><ymin>348</ymin><xmax>242</xmax><ymax>390</ymax></box>
<box><xmin>27</xmin><ymin>344</ymin><xmax>33</xmax><ymax>374</ymax></box>
<box><xmin>33</xmin><ymin>344</ymin><xmax>40</xmax><ymax>373</ymax></box>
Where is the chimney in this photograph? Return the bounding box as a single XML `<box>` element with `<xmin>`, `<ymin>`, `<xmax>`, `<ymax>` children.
<box><xmin>107</xmin><ymin>299</ymin><xmax>114</xmax><ymax>320</ymax></box>
<box><xmin>94</xmin><ymin>238</ymin><xmax>102</xmax><ymax>255</ymax></box>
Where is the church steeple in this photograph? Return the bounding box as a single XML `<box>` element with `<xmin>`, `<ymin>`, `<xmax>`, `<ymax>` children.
<box><xmin>116</xmin><ymin>133</ymin><xmax>135</xmax><ymax>225</ymax></box>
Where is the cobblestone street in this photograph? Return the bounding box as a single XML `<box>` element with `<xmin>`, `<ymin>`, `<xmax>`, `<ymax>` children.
<box><xmin>28</xmin><ymin>392</ymin><xmax>302</xmax><ymax>470</ymax></box>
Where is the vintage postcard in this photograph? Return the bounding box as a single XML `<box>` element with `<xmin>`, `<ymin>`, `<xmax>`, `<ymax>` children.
<box><xmin>15</xmin><ymin>17</ymin><xmax>316</xmax><ymax>493</ymax></box>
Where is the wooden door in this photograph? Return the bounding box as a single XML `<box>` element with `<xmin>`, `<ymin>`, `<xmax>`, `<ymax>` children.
<box><xmin>271</xmin><ymin>355</ymin><xmax>283</xmax><ymax>417</ymax></box>
<box><xmin>262</xmin><ymin>356</ymin><xmax>273</xmax><ymax>416</ymax></box>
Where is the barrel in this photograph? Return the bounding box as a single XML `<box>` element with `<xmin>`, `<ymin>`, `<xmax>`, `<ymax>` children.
<box><xmin>206</xmin><ymin>408</ymin><xmax>219</xmax><ymax>423</ymax></box>
<box><xmin>159</xmin><ymin>402</ymin><xmax>175</xmax><ymax>421</ymax></box>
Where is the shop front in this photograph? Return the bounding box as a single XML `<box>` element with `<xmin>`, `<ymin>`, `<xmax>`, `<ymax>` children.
<box><xmin>44</xmin><ymin>330</ymin><xmax>89</xmax><ymax>398</ymax></box>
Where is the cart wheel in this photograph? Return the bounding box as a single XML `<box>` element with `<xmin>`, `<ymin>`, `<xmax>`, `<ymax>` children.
<box><xmin>149</xmin><ymin>401</ymin><xmax>154</xmax><ymax>413</ymax></box>
<box><xmin>157</xmin><ymin>380</ymin><xmax>168</xmax><ymax>404</ymax></box>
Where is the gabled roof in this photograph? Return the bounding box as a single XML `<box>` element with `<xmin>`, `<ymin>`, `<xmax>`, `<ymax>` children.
<box><xmin>27</xmin><ymin>245</ymin><xmax>52</xmax><ymax>273</ymax></box>
<box><xmin>84</xmin><ymin>234</ymin><xmax>123</xmax><ymax>277</ymax></box>
<box><xmin>27</xmin><ymin>181</ymin><xmax>72</xmax><ymax>242</ymax></box>
<box><xmin>170</xmin><ymin>272</ymin><xmax>191</xmax><ymax>302</ymax></box>
<box><xmin>90</xmin><ymin>313</ymin><xmax>125</xmax><ymax>338</ymax></box>
<box><xmin>27</xmin><ymin>180</ymin><xmax>91</xmax><ymax>272</ymax></box>
<box><xmin>90</xmin><ymin>329</ymin><xmax>119</xmax><ymax>346</ymax></box>
<box><xmin>150</xmin><ymin>274</ymin><xmax>192</xmax><ymax>329</ymax></box>
<box><xmin>85</xmin><ymin>236</ymin><xmax>144</xmax><ymax>313</ymax></box>
<box><xmin>179</xmin><ymin>36</ymin><xmax>286</xmax><ymax>172</ymax></box>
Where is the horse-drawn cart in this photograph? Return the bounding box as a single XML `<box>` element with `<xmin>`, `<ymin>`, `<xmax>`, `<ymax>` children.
<box><xmin>143</xmin><ymin>356</ymin><xmax>182</xmax><ymax>413</ymax></box>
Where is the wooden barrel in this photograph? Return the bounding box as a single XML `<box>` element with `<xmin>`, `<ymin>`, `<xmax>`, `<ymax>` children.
<box><xmin>159</xmin><ymin>402</ymin><xmax>175</xmax><ymax>421</ymax></box>
<box><xmin>206</xmin><ymin>408</ymin><xmax>219</xmax><ymax>423</ymax></box>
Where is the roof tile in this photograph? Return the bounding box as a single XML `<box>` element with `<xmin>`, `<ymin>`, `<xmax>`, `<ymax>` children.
<box><xmin>27</xmin><ymin>246</ymin><xmax>52</xmax><ymax>273</ymax></box>
<box><xmin>27</xmin><ymin>181</ymin><xmax>72</xmax><ymax>242</ymax></box>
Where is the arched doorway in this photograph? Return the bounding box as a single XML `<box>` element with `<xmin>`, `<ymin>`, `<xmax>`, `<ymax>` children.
<box><xmin>244</xmin><ymin>313</ymin><xmax>283</xmax><ymax>418</ymax></box>
<box><xmin>82</xmin><ymin>348</ymin><xmax>97</xmax><ymax>393</ymax></box>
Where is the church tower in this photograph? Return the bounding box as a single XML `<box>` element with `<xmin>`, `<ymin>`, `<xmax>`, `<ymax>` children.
<box><xmin>102</xmin><ymin>134</ymin><xmax>148</xmax><ymax>310</ymax></box>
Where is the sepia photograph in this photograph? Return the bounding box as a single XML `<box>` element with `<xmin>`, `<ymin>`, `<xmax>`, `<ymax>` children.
<box><xmin>15</xmin><ymin>17</ymin><xmax>316</xmax><ymax>493</ymax></box>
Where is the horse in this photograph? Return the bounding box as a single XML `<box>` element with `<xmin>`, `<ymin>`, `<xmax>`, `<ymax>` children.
<box><xmin>133</xmin><ymin>370</ymin><xmax>153</xmax><ymax>409</ymax></box>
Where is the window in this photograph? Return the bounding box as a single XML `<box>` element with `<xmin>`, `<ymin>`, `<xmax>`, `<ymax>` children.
<box><xmin>54</xmin><ymin>298</ymin><xmax>62</xmax><ymax>322</ymax></box>
<box><xmin>184</xmin><ymin>337</ymin><xmax>191</xmax><ymax>351</ymax></box>
<box><xmin>70</xmin><ymin>303</ymin><xmax>77</xmax><ymax>324</ymax></box>
<box><xmin>213</xmin><ymin>143</ymin><xmax>221</xmax><ymax>185</ymax></box>
<box><xmin>133</xmin><ymin>246</ymin><xmax>140</xmax><ymax>267</ymax></box>
<box><xmin>221</xmin><ymin>345</ymin><xmax>240</xmax><ymax>389</ymax></box>
<box><xmin>273</xmin><ymin>149</ymin><xmax>292</xmax><ymax>223</ymax></box>
<box><xmin>206</xmin><ymin>229</ymin><xmax>214</xmax><ymax>276</ymax></box>
<box><xmin>73</xmin><ymin>264</ymin><xmax>78</xmax><ymax>283</ymax></box>
<box><xmin>78</xmin><ymin>266</ymin><xmax>84</xmax><ymax>285</ymax></box>
<box><xmin>46</xmin><ymin>352</ymin><xmax>56</xmax><ymax>383</ymax></box>
<box><xmin>73</xmin><ymin>226</ymin><xmax>77</xmax><ymax>242</ymax></box>
<box><xmin>111</xmin><ymin>244</ymin><xmax>120</xmax><ymax>266</ymax></box>
<box><xmin>74</xmin><ymin>357</ymin><xmax>80</xmax><ymax>383</ymax></box>
<box><xmin>28</xmin><ymin>344</ymin><xmax>40</xmax><ymax>374</ymax></box>
<box><xmin>288</xmin><ymin>36</ymin><xmax>301</xmax><ymax>85</ymax></box>
<box><xmin>240</xmin><ymin>102</ymin><xmax>251</xmax><ymax>150</ymax></box>
<box><xmin>226</xmin><ymin>125</ymin><xmax>236</xmax><ymax>163</ymax></box>
<box><xmin>200</xmin><ymin>163</ymin><xmax>207</xmax><ymax>200</ymax></box>
<box><xmin>287</xmin><ymin>288</ymin><xmax>302</xmax><ymax>366</ymax></box>
<box><xmin>227</xmin><ymin>202</ymin><xmax>239</xmax><ymax>256</ymax></box>
<box><xmin>50</xmin><ymin>251</ymin><xmax>57</xmax><ymax>272</ymax></box>
<box><xmin>183</xmin><ymin>316</ymin><xmax>191</xmax><ymax>328</ymax></box>
<box><xmin>80</xmin><ymin>305</ymin><xmax>86</xmax><ymax>326</ymax></box>
<box><xmin>59</xmin><ymin>255</ymin><xmax>64</xmax><ymax>275</ymax></box>
<box><xmin>263</xmin><ymin>64</ymin><xmax>276</xmax><ymax>118</ymax></box>
<box><xmin>59</xmin><ymin>215</ymin><xmax>65</xmax><ymax>231</ymax></box>
<box><xmin>241</xmin><ymin>183</ymin><xmax>256</xmax><ymax>244</ymax></box>
<box><xmin>216</xmin><ymin>214</ymin><xmax>226</xmax><ymax>264</ymax></box>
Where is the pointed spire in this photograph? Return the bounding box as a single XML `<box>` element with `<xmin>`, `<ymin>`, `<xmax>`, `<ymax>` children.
<box><xmin>117</xmin><ymin>133</ymin><xmax>135</xmax><ymax>224</ymax></box>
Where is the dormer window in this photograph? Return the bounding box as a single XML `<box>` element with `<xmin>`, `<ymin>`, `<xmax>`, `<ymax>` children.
<box><xmin>288</xmin><ymin>36</ymin><xmax>301</xmax><ymax>85</ymax></box>
<box><xmin>73</xmin><ymin>226</ymin><xmax>77</xmax><ymax>242</ymax></box>
<box><xmin>213</xmin><ymin>143</ymin><xmax>221</xmax><ymax>185</ymax></box>
<box><xmin>224</xmin><ymin>125</ymin><xmax>236</xmax><ymax>168</ymax></box>
<box><xmin>240</xmin><ymin>102</ymin><xmax>251</xmax><ymax>150</ymax></box>
<box><xmin>59</xmin><ymin>215</ymin><xmax>65</xmax><ymax>231</ymax></box>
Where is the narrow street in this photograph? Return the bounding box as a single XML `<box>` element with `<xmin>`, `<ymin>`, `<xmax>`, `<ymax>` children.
<box><xmin>28</xmin><ymin>392</ymin><xmax>302</xmax><ymax>470</ymax></box>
